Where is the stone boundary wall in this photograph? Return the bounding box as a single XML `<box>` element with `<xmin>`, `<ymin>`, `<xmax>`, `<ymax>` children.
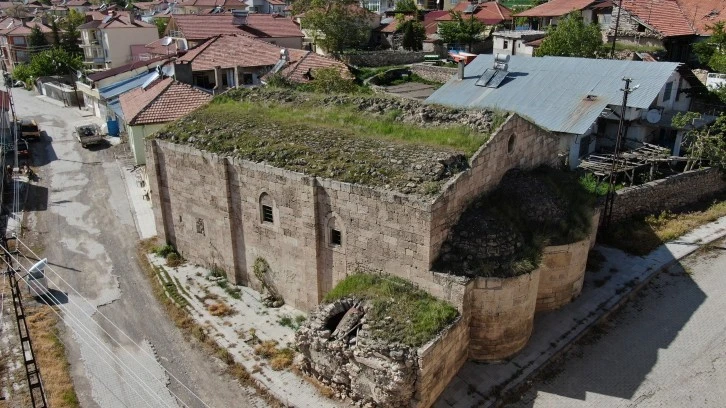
<box><xmin>428</xmin><ymin>114</ymin><xmax>565</xmax><ymax>271</ymax></box>
<box><xmin>415</xmin><ymin>316</ymin><xmax>469</xmax><ymax>408</ymax></box>
<box><xmin>410</xmin><ymin>64</ymin><xmax>457</xmax><ymax>84</ymax></box>
<box><xmin>340</xmin><ymin>50</ymin><xmax>434</xmax><ymax>67</ymax></box>
<box><xmin>610</xmin><ymin>167</ymin><xmax>726</xmax><ymax>223</ymax></box>
<box><xmin>467</xmin><ymin>271</ymin><xmax>541</xmax><ymax>361</ymax></box>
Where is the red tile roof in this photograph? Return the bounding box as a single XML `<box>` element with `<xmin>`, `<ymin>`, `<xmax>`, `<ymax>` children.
<box><xmin>277</xmin><ymin>50</ymin><xmax>352</xmax><ymax>83</ymax></box>
<box><xmin>169</xmin><ymin>13</ymin><xmax>302</xmax><ymax>41</ymax></box>
<box><xmin>178</xmin><ymin>0</ymin><xmax>246</xmax><ymax>8</ymax></box>
<box><xmin>120</xmin><ymin>77</ymin><xmax>212</xmax><ymax>125</ymax></box>
<box><xmin>675</xmin><ymin>0</ymin><xmax>725</xmax><ymax>35</ymax></box>
<box><xmin>619</xmin><ymin>0</ymin><xmax>695</xmax><ymax>37</ymax></box>
<box><xmin>436</xmin><ymin>1</ymin><xmax>512</xmax><ymax>25</ymax></box>
<box><xmin>380</xmin><ymin>15</ymin><xmax>413</xmax><ymax>34</ymax></box>
<box><xmin>0</xmin><ymin>19</ymin><xmax>52</xmax><ymax>35</ymax></box>
<box><xmin>267</xmin><ymin>0</ymin><xmax>286</xmax><ymax>5</ymax></box>
<box><xmin>79</xmin><ymin>12</ymin><xmax>155</xmax><ymax>29</ymax></box>
<box><xmin>424</xmin><ymin>10</ymin><xmax>448</xmax><ymax>35</ymax></box>
<box><xmin>516</xmin><ymin>0</ymin><xmax>597</xmax><ymax>17</ymax></box>
<box><xmin>178</xmin><ymin>33</ymin><xmax>286</xmax><ymax>70</ymax></box>
<box><xmin>143</xmin><ymin>37</ymin><xmax>180</xmax><ymax>56</ymax></box>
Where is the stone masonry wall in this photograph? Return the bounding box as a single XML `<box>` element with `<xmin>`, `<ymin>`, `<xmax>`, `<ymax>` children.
<box><xmin>610</xmin><ymin>168</ymin><xmax>726</xmax><ymax>223</ymax></box>
<box><xmin>410</xmin><ymin>64</ymin><xmax>457</xmax><ymax>84</ymax></box>
<box><xmin>314</xmin><ymin>178</ymin><xmax>433</xmax><ymax>298</ymax></box>
<box><xmin>146</xmin><ymin>141</ymin><xmax>237</xmax><ymax>279</ymax></box>
<box><xmin>340</xmin><ymin>50</ymin><xmax>435</xmax><ymax>67</ymax></box>
<box><xmin>467</xmin><ymin>271</ymin><xmax>541</xmax><ymax>361</ymax></box>
<box><xmin>428</xmin><ymin>114</ymin><xmax>564</xmax><ymax>271</ymax></box>
<box><xmin>414</xmin><ymin>316</ymin><xmax>469</xmax><ymax>408</ymax></box>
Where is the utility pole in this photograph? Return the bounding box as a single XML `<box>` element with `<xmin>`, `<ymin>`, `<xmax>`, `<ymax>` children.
<box><xmin>610</xmin><ymin>0</ymin><xmax>622</xmax><ymax>59</ymax></box>
<box><xmin>3</xmin><ymin>236</ymin><xmax>48</xmax><ymax>408</ymax></box>
<box><xmin>601</xmin><ymin>77</ymin><xmax>637</xmax><ymax>230</ymax></box>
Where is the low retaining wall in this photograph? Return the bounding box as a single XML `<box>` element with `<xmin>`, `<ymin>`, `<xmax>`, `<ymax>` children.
<box><xmin>341</xmin><ymin>51</ymin><xmax>435</xmax><ymax>67</ymax></box>
<box><xmin>610</xmin><ymin>168</ymin><xmax>726</xmax><ymax>222</ymax></box>
<box><xmin>415</xmin><ymin>317</ymin><xmax>469</xmax><ymax>408</ymax></box>
<box><xmin>468</xmin><ymin>271</ymin><xmax>541</xmax><ymax>361</ymax></box>
<box><xmin>411</xmin><ymin>64</ymin><xmax>457</xmax><ymax>84</ymax></box>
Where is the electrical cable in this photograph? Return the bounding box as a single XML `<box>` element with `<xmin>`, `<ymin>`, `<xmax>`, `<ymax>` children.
<box><xmin>15</xmin><ymin>238</ymin><xmax>213</xmax><ymax>408</ymax></box>
<box><xmin>0</xmin><ymin>248</ymin><xmax>172</xmax><ymax>408</ymax></box>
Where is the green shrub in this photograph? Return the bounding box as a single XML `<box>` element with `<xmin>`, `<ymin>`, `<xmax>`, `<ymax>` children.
<box><xmin>166</xmin><ymin>252</ymin><xmax>183</xmax><ymax>267</ymax></box>
<box><xmin>153</xmin><ymin>244</ymin><xmax>176</xmax><ymax>257</ymax></box>
<box><xmin>325</xmin><ymin>274</ymin><xmax>458</xmax><ymax>347</ymax></box>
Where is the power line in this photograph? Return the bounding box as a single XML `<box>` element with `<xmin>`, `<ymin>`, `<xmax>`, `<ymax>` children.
<box><xmin>0</xmin><ymin>246</ymin><xmax>169</xmax><ymax>408</ymax></box>
<box><xmin>15</xmin><ymin>237</ymin><xmax>214</xmax><ymax>408</ymax></box>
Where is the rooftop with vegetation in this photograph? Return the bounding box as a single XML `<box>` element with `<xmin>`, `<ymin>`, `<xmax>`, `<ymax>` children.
<box><xmin>434</xmin><ymin>167</ymin><xmax>596</xmax><ymax>278</ymax></box>
<box><xmin>155</xmin><ymin>88</ymin><xmax>507</xmax><ymax>195</ymax></box>
<box><xmin>324</xmin><ymin>273</ymin><xmax>459</xmax><ymax>348</ymax></box>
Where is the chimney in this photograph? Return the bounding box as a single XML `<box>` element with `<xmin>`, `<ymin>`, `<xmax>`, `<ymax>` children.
<box><xmin>458</xmin><ymin>60</ymin><xmax>465</xmax><ymax>80</ymax></box>
<box><xmin>232</xmin><ymin>10</ymin><xmax>248</xmax><ymax>26</ymax></box>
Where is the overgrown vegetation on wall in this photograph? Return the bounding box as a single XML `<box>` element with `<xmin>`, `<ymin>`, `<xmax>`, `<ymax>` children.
<box><xmin>435</xmin><ymin>167</ymin><xmax>596</xmax><ymax>278</ymax></box>
<box><xmin>156</xmin><ymin>88</ymin><xmax>507</xmax><ymax>195</ymax></box>
<box><xmin>324</xmin><ymin>273</ymin><xmax>458</xmax><ymax>347</ymax></box>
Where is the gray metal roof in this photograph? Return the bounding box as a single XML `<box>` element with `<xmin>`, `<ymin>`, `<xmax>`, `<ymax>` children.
<box><xmin>425</xmin><ymin>55</ymin><xmax>681</xmax><ymax>135</ymax></box>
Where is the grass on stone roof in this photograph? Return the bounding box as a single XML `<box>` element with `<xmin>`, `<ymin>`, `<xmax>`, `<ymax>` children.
<box><xmin>196</xmin><ymin>97</ymin><xmax>488</xmax><ymax>155</ymax></box>
<box><xmin>324</xmin><ymin>274</ymin><xmax>459</xmax><ymax>348</ymax></box>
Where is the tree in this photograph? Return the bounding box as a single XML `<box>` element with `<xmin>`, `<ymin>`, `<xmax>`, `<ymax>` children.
<box><xmin>5</xmin><ymin>4</ymin><xmax>28</xmax><ymax>18</ymax></box>
<box><xmin>60</xmin><ymin>9</ymin><xmax>86</xmax><ymax>57</ymax></box>
<box><xmin>12</xmin><ymin>47</ymin><xmax>83</xmax><ymax>83</ymax></box>
<box><xmin>293</xmin><ymin>0</ymin><xmax>371</xmax><ymax>55</ymax></box>
<box><xmin>438</xmin><ymin>11</ymin><xmax>487</xmax><ymax>52</ymax></box>
<box><xmin>305</xmin><ymin>67</ymin><xmax>359</xmax><ymax>94</ymax></box>
<box><xmin>399</xmin><ymin>19</ymin><xmax>425</xmax><ymax>51</ymax></box>
<box><xmin>29</xmin><ymin>26</ymin><xmax>49</xmax><ymax>51</ymax></box>
<box><xmin>673</xmin><ymin>112</ymin><xmax>726</xmax><ymax>170</ymax></box>
<box><xmin>693</xmin><ymin>22</ymin><xmax>726</xmax><ymax>73</ymax></box>
<box><xmin>394</xmin><ymin>0</ymin><xmax>417</xmax><ymax>12</ymax></box>
<box><xmin>154</xmin><ymin>17</ymin><xmax>169</xmax><ymax>38</ymax></box>
<box><xmin>536</xmin><ymin>12</ymin><xmax>603</xmax><ymax>58</ymax></box>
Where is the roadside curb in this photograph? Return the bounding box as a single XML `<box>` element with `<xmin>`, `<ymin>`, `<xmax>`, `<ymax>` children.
<box><xmin>493</xmin><ymin>226</ymin><xmax>726</xmax><ymax>407</ymax></box>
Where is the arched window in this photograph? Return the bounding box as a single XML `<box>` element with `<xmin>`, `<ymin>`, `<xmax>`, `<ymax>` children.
<box><xmin>259</xmin><ymin>193</ymin><xmax>274</xmax><ymax>224</ymax></box>
<box><xmin>507</xmin><ymin>134</ymin><xmax>516</xmax><ymax>154</ymax></box>
<box><xmin>325</xmin><ymin>213</ymin><xmax>345</xmax><ymax>250</ymax></box>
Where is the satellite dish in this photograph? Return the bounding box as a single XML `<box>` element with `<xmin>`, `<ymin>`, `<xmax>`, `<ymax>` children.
<box><xmin>160</xmin><ymin>36</ymin><xmax>173</xmax><ymax>46</ymax></box>
<box><xmin>645</xmin><ymin>109</ymin><xmax>662</xmax><ymax>124</ymax></box>
<box><xmin>28</xmin><ymin>258</ymin><xmax>47</xmax><ymax>277</ymax></box>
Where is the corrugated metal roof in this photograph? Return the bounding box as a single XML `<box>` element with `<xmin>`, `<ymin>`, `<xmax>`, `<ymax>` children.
<box><xmin>99</xmin><ymin>71</ymin><xmax>157</xmax><ymax>100</ymax></box>
<box><xmin>425</xmin><ymin>55</ymin><xmax>680</xmax><ymax>135</ymax></box>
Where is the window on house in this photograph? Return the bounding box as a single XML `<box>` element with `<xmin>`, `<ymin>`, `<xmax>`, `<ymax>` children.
<box><xmin>242</xmin><ymin>73</ymin><xmax>254</xmax><ymax>85</ymax></box>
<box><xmin>196</xmin><ymin>218</ymin><xmax>205</xmax><ymax>235</ymax></box>
<box><xmin>14</xmin><ymin>36</ymin><xmax>25</xmax><ymax>45</ymax></box>
<box><xmin>663</xmin><ymin>82</ymin><xmax>673</xmax><ymax>102</ymax></box>
<box><xmin>262</xmin><ymin>205</ymin><xmax>273</xmax><ymax>223</ymax></box>
<box><xmin>579</xmin><ymin>135</ymin><xmax>591</xmax><ymax>158</ymax></box>
<box><xmin>675</xmin><ymin>79</ymin><xmax>682</xmax><ymax>101</ymax></box>
<box><xmin>503</xmin><ymin>40</ymin><xmax>509</xmax><ymax>49</ymax></box>
<box><xmin>330</xmin><ymin>229</ymin><xmax>342</xmax><ymax>246</ymax></box>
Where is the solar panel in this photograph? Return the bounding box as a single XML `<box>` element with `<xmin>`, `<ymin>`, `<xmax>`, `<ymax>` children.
<box><xmin>475</xmin><ymin>69</ymin><xmax>497</xmax><ymax>87</ymax></box>
<box><xmin>464</xmin><ymin>4</ymin><xmax>476</xmax><ymax>13</ymax></box>
<box><xmin>486</xmin><ymin>69</ymin><xmax>508</xmax><ymax>88</ymax></box>
<box><xmin>475</xmin><ymin>68</ymin><xmax>508</xmax><ymax>88</ymax></box>
<box><xmin>102</xmin><ymin>15</ymin><xmax>113</xmax><ymax>24</ymax></box>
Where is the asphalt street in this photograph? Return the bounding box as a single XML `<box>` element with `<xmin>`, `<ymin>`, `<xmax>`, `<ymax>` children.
<box><xmin>506</xmin><ymin>240</ymin><xmax>726</xmax><ymax>408</ymax></box>
<box><xmin>14</xmin><ymin>89</ymin><xmax>267</xmax><ymax>408</ymax></box>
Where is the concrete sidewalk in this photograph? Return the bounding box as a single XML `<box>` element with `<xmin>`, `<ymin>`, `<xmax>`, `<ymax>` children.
<box><xmin>435</xmin><ymin>215</ymin><xmax>726</xmax><ymax>408</ymax></box>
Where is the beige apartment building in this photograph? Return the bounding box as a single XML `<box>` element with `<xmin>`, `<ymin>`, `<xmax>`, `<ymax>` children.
<box><xmin>79</xmin><ymin>11</ymin><xmax>159</xmax><ymax>69</ymax></box>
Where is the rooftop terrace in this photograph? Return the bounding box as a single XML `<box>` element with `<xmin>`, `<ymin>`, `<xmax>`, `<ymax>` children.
<box><xmin>156</xmin><ymin>88</ymin><xmax>507</xmax><ymax>195</ymax></box>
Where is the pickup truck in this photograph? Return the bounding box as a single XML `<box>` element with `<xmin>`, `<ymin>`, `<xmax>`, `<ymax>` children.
<box><xmin>75</xmin><ymin>124</ymin><xmax>105</xmax><ymax>148</ymax></box>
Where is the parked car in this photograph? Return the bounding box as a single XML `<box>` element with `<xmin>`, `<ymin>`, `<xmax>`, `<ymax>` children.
<box><xmin>74</xmin><ymin>124</ymin><xmax>105</xmax><ymax>148</ymax></box>
<box><xmin>16</xmin><ymin>119</ymin><xmax>40</xmax><ymax>140</ymax></box>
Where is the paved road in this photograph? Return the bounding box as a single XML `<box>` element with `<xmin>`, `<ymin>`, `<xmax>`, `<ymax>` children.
<box><xmin>14</xmin><ymin>89</ymin><xmax>267</xmax><ymax>408</ymax></box>
<box><xmin>506</xmin><ymin>241</ymin><xmax>726</xmax><ymax>408</ymax></box>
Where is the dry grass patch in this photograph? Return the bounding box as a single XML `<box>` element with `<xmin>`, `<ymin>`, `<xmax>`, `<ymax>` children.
<box><xmin>254</xmin><ymin>340</ymin><xmax>295</xmax><ymax>371</ymax></box>
<box><xmin>136</xmin><ymin>238</ymin><xmax>282</xmax><ymax>407</ymax></box>
<box><xmin>207</xmin><ymin>301</ymin><xmax>234</xmax><ymax>317</ymax></box>
<box><xmin>26</xmin><ymin>305</ymin><xmax>79</xmax><ymax>408</ymax></box>
<box><xmin>604</xmin><ymin>199</ymin><xmax>726</xmax><ymax>255</ymax></box>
